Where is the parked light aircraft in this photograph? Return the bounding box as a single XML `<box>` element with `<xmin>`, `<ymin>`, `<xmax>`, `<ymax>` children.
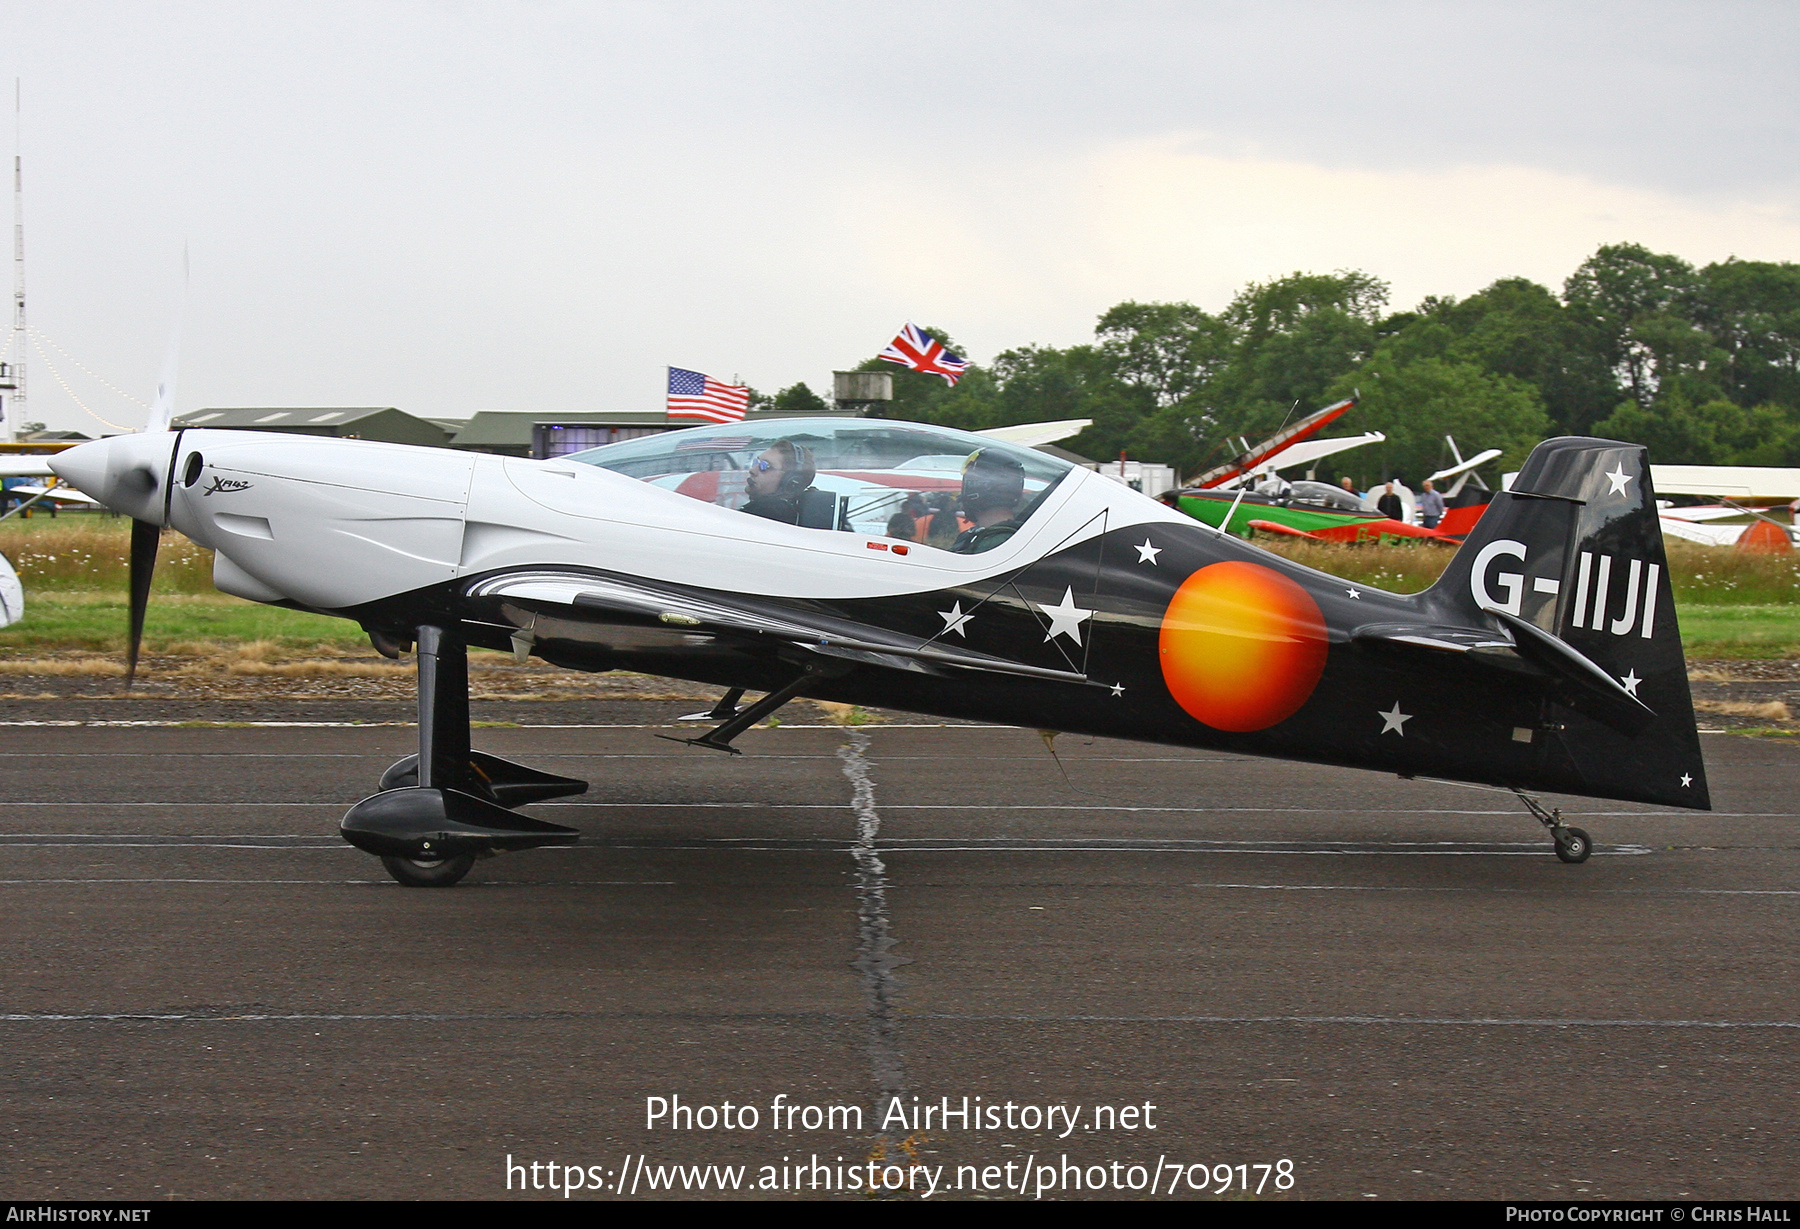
<box><xmin>1169</xmin><ymin>430</ymin><xmax>1502</xmax><ymax>545</ymax></box>
<box><xmin>48</xmin><ymin>416</ymin><xmax>1707</xmax><ymax>885</ymax></box>
<box><xmin>0</xmin><ymin>552</ymin><xmax>19</xmax><ymax>628</ymax></box>
<box><xmin>4</xmin><ymin>482</ymin><xmax>104</xmax><ymax>511</ymax></box>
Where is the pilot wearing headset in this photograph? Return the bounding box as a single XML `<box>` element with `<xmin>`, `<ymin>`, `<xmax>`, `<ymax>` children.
<box><xmin>952</xmin><ymin>449</ymin><xmax>1027</xmax><ymax>554</ymax></box>
<box><xmin>740</xmin><ymin>439</ymin><xmax>817</xmax><ymax>524</ymax></box>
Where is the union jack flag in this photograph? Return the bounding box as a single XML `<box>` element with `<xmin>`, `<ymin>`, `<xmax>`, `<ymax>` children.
<box><xmin>666</xmin><ymin>367</ymin><xmax>749</xmax><ymax>424</ymax></box>
<box><xmin>878</xmin><ymin>323</ymin><xmax>969</xmax><ymax>387</ymax></box>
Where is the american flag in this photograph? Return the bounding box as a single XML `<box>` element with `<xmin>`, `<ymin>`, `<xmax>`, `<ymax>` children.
<box><xmin>666</xmin><ymin>367</ymin><xmax>750</xmax><ymax>424</ymax></box>
<box><xmin>878</xmin><ymin>323</ymin><xmax>969</xmax><ymax>387</ymax></box>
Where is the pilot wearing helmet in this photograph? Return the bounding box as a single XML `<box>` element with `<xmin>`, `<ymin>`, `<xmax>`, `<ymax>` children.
<box><xmin>740</xmin><ymin>439</ymin><xmax>817</xmax><ymax>525</ymax></box>
<box><xmin>952</xmin><ymin>449</ymin><xmax>1027</xmax><ymax>554</ymax></box>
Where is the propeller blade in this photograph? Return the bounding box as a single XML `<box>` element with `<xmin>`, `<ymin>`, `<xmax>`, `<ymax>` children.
<box><xmin>125</xmin><ymin>518</ymin><xmax>159</xmax><ymax>689</ymax></box>
<box><xmin>143</xmin><ymin>244</ymin><xmax>188</xmax><ymax>433</ymax></box>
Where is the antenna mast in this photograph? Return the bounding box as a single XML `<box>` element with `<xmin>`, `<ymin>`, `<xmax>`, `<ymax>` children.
<box><xmin>3</xmin><ymin>79</ymin><xmax>24</xmax><ymax>444</ymax></box>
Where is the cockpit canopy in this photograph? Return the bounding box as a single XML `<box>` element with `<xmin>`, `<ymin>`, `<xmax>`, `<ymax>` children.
<box><xmin>565</xmin><ymin>418</ymin><xmax>1074</xmax><ymax>551</ymax></box>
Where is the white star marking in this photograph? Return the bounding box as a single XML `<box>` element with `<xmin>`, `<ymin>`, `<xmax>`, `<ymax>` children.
<box><xmin>1134</xmin><ymin>538</ymin><xmax>1162</xmax><ymax>565</ymax></box>
<box><xmin>1378</xmin><ymin>702</ymin><xmax>1412</xmax><ymax>736</ymax></box>
<box><xmin>1110</xmin><ymin>683</ymin><xmax>1125</xmax><ymax>697</ymax></box>
<box><xmin>1037</xmin><ymin>587</ymin><xmax>1094</xmax><ymax>645</ymax></box>
<box><xmin>1681</xmin><ymin>774</ymin><xmax>1693</xmax><ymax>788</ymax></box>
<box><xmin>1620</xmin><ymin>669</ymin><xmax>1642</xmax><ymax>696</ymax></box>
<box><xmin>1346</xmin><ymin>588</ymin><xmax>1361</xmax><ymax>599</ymax></box>
<box><xmin>937</xmin><ymin>601</ymin><xmax>974</xmax><ymax>637</ymax></box>
<box><xmin>1605</xmin><ymin>464</ymin><xmax>1633</xmax><ymax>497</ymax></box>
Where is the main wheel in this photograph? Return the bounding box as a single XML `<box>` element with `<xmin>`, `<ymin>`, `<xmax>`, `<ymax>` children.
<box><xmin>380</xmin><ymin>853</ymin><xmax>477</xmax><ymax>887</ymax></box>
<box><xmin>1553</xmin><ymin>827</ymin><xmax>1593</xmax><ymax>864</ymax></box>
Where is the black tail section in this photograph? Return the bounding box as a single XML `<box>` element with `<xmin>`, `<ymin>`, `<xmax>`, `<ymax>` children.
<box><xmin>1426</xmin><ymin>437</ymin><xmax>1709</xmax><ymax>809</ymax></box>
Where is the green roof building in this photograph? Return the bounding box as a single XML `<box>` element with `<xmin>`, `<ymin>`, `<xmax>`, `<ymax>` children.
<box><xmin>174</xmin><ymin>407</ymin><xmax>452</xmax><ymax>447</ymax></box>
<box><xmin>448</xmin><ymin>411</ymin><xmax>683</xmax><ymax>458</ymax></box>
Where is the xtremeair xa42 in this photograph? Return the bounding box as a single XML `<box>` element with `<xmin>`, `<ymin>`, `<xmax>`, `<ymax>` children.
<box><xmin>52</xmin><ymin>418</ymin><xmax>1705</xmax><ymax>886</ymax></box>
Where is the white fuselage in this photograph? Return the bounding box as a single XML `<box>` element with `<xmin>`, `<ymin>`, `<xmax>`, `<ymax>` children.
<box><xmin>53</xmin><ymin>429</ymin><xmax>1190</xmax><ymax>612</ymax></box>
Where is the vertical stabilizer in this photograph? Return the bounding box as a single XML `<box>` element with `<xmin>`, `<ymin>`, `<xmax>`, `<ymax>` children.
<box><xmin>1427</xmin><ymin>437</ymin><xmax>1708</xmax><ymax>809</ymax></box>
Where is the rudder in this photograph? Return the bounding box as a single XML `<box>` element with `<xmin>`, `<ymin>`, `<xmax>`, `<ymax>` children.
<box><xmin>1426</xmin><ymin>437</ymin><xmax>1709</xmax><ymax>809</ymax></box>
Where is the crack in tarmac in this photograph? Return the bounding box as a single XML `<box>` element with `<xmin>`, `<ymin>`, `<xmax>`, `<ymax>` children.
<box><xmin>838</xmin><ymin>728</ymin><xmax>908</xmax><ymax>1140</ymax></box>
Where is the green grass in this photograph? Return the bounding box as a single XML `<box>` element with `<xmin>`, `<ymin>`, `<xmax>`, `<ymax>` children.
<box><xmin>0</xmin><ymin>592</ymin><xmax>368</xmax><ymax>655</ymax></box>
<box><xmin>0</xmin><ymin>515</ymin><xmax>215</xmax><ymax>594</ymax></box>
<box><xmin>1673</xmin><ymin>606</ymin><xmax>1800</xmax><ymax>659</ymax></box>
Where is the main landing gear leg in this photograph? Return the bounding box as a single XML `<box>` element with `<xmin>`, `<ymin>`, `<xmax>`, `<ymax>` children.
<box><xmin>340</xmin><ymin>624</ymin><xmax>584</xmax><ymax>887</ymax></box>
<box><xmin>1512</xmin><ymin>787</ymin><xmax>1593</xmax><ymax>864</ymax></box>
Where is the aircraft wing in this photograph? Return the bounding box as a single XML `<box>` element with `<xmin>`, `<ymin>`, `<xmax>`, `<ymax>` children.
<box><xmin>0</xmin><ymin>457</ymin><xmax>59</xmax><ymax>478</ymax></box>
<box><xmin>8</xmin><ymin>484</ymin><xmax>104</xmax><ymax>506</ymax></box>
<box><xmin>1261</xmin><ymin>431</ymin><xmax>1386</xmax><ymax>474</ymax></box>
<box><xmin>1191</xmin><ymin>397</ymin><xmax>1357</xmax><ymax>488</ymax></box>
<box><xmin>1426</xmin><ymin>448</ymin><xmax>1502</xmax><ymax>484</ymax></box>
<box><xmin>1650</xmin><ymin>465</ymin><xmax>1800</xmax><ymax>503</ymax></box>
<box><xmin>1659</xmin><ymin>504</ymin><xmax>1742</xmax><ymax>523</ymax></box>
<box><xmin>467</xmin><ymin>570</ymin><xmax>1092</xmax><ymax>684</ymax></box>
<box><xmin>0</xmin><ymin>551</ymin><xmax>21</xmax><ymax>628</ymax></box>
<box><xmin>975</xmin><ymin>419</ymin><xmax>1093</xmax><ymax>448</ymax></box>
<box><xmin>1658</xmin><ymin>517</ymin><xmax>1745</xmax><ymax>547</ymax></box>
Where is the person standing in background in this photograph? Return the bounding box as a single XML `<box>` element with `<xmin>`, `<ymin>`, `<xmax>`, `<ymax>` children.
<box><xmin>1418</xmin><ymin>479</ymin><xmax>1445</xmax><ymax>530</ymax></box>
<box><xmin>1376</xmin><ymin>482</ymin><xmax>1404</xmax><ymax>522</ymax></box>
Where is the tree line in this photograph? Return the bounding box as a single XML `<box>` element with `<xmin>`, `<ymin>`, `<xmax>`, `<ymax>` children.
<box><xmin>757</xmin><ymin>243</ymin><xmax>1800</xmax><ymax>485</ymax></box>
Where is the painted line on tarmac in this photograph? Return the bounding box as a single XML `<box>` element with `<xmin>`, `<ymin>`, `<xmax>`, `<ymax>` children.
<box><xmin>0</xmin><ymin>833</ymin><xmax>1661</xmax><ymax>855</ymax></box>
<box><xmin>0</xmin><ymin>801</ymin><xmax>1767</xmax><ymax>818</ymax></box>
<box><xmin>3</xmin><ymin>1009</ymin><xmax>1796</xmax><ymax>1029</ymax></box>
<box><xmin>1187</xmin><ymin>882</ymin><xmax>1800</xmax><ymax>896</ymax></box>
<box><xmin>0</xmin><ymin>878</ymin><xmax>674</xmax><ymax>886</ymax></box>
<box><xmin>0</xmin><ymin>878</ymin><xmax>676</xmax><ymax>888</ymax></box>
<box><xmin>916</xmin><ymin>1013</ymin><xmax>1800</xmax><ymax>1029</ymax></box>
<box><xmin>2</xmin><ymin>875</ymin><xmax>1794</xmax><ymax>896</ymax></box>
<box><xmin>0</xmin><ymin>1011</ymin><xmax>608</xmax><ymax>1023</ymax></box>
<box><xmin>541</xmin><ymin>802</ymin><xmax>1770</xmax><ymax>818</ymax></box>
<box><xmin>25</xmin><ymin>868</ymin><xmax>1799</xmax><ymax>895</ymax></box>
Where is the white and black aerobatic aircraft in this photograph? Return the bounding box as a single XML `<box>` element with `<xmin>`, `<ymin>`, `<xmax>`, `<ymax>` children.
<box><xmin>49</xmin><ymin>417</ymin><xmax>1708</xmax><ymax>886</ymax></box>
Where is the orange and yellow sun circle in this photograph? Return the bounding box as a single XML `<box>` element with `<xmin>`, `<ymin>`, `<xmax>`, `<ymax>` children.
<box><xmin>1158</xmin><ymin>561</ymin><xmax>1329</xmax><ymax>732</ymax></box>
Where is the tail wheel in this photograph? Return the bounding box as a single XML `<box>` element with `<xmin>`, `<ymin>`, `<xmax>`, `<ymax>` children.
<box><xmin>380</xmin><ymin>853</ymin><xmax>477</xmax><ymax>887</ymax></box>
<box><xmin>1553</xmin><ymin>827</ymin><xmax>1593</xmax><ymax>864</ymax></box>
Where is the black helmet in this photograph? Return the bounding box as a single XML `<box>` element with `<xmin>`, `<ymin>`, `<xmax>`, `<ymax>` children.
<box><xmin>960</xmin><ymin>449</ymin><xmax>1026</xmax><ymax>517</ymax></box>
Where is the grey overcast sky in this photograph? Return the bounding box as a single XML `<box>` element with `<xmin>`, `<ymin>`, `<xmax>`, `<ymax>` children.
<box><xmin>3</xmin><ymin>1</ymin><xmax>1798</xmax><ymax>431</ymax></box>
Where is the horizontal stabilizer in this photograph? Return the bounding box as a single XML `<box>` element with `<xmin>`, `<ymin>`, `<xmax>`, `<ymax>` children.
<box><xmin>1352</xmin><ymin>622</ymin><xmax>1515</xmax><ymax>655</ymax></box>
<box><xmin>1489</xmin><ymin>610</ymin><xmax>1657</xmax><ymax>736</ymax></box>
<box><xmin>1356</xmin><ymin>612</ymin><xmax>1656</xmax><ymax>736</ymax></box>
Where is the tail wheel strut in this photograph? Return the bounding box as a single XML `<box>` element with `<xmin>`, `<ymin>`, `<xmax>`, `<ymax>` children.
<box><xmin>1512</xmin><ymin>787</ymin><xmax>1593</xmax><ymax>864</ymax></box>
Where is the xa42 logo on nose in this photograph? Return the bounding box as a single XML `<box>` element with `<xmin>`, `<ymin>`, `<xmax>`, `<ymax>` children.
<box><xmin>202</xmin><ymin>476</ymin><xmax>251</xmax><ymax>497</ymax></box>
